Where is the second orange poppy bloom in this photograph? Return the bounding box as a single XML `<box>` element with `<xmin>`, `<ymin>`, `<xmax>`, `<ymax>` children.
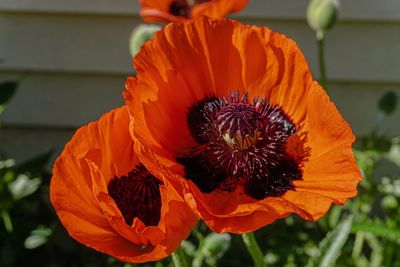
<box><xmin>140</xmin><ymin>0</ymin><xmax>249</xmax><ymax>23</ymax></box>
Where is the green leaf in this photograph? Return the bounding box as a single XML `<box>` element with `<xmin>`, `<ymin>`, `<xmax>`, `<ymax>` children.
<box><xmin>181</xmin><ymin>240</ymin><xmax>196</xmax><ymax>257</ymax></box>
<box><xmin>351</xmin><ymin>219</ymin><xmax>400</xmax><ymax>242</ymax></box>
<box><xmin>172</xmin><ymin>246</ymin><xmax>189</xmax><ymax>267</ymax></box>
<box><xmin>0</xmin><ymin>81</ymin><xmax>18</xmax><ymax>114</ymax></box>
<box><xmin>378</xmin><ymin>91</ymin><xmax>398</xmax><ymax>116</ymax></box>
<box><xmin>8</xmin><ymin>174</ymin><xmax>42</xmax><ymax>200</ymax></box>
<box><xmin>202</xmin><ymin>233</ymin><xmax>231</xmax><ymax>266</ymax></box>
<box><xmin>307</xmin><ymin>216</ymin><xmax>353</xmax><ymax>267</ymax></box>
<box><xmin>0</xmin><ymin>159</ymin><xmax>15</xmax><ymax>170</ymax></box>
<box><xmin>24</xmin><ymin>226</ymin><xmax>52</xmax><ymax>249</ymax></box>
<box><xmin>2</xmin><ymin>170</ymin><xmax>16</xmax><ymax>184</ymax></box>
<box><xmin>193</xmin><ymin>233</ymin><xmax>231</xmax><ymax>267</ymax></box>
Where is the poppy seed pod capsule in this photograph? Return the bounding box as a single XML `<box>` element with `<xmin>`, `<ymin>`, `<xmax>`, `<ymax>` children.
<box><xmin>129</xmin><ymin>24</ymin><xmax>161</xmax><ymax>57</ymax></box>
<box><xmin>307</xmin><ymin>0</ymin><xmax>339</xmax><ymax>36</ymax></box>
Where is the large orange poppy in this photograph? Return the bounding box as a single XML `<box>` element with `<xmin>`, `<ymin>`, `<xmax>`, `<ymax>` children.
<box><xmin>125</xmin><ymin>17</ymin><xmax>362</xmax><ymax>234</ymax></box>
<box><xmin>140</xmin><ymin>0</ymin><xmax>249</xmax><ymax>23</ymax></box>
<box><xmin>50</xmin><ymin>106</ymin><xmax>198</xmax><ymax>263</ymax></box>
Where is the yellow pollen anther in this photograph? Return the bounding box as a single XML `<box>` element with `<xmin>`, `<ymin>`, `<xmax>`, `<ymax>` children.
<box><xmin>222</xmin><ymin>131</ymin><xmax>261</xmax><ymax>150</ymax></box>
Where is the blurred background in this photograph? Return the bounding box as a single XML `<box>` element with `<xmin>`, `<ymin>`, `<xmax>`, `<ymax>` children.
<box><xmin>0</xmin><ymin>0</ymin><xmax>400</xmax><ymax>267</ymax></box>
<box><xmin>0</xmin><ymin>0</ymin><xmax>399</xmax><ymax>164</ymax></box>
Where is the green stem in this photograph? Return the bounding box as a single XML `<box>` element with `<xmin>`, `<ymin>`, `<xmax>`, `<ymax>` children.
<box><xmin>192</xmin><ymin>253</ymin><xmax>205</xmax><ymax>267</ymax></box>
<box><xmin>365</xmin><ymin>233</ymin><xmax>383</xmax><ymax>267</ymax></box>
<box><xmin>383</xmin><ymin>239</ymin><xmax>394</xmax><ymax>267</ymax></box>
<box><xmin>192</xmin><ymin>223</ymin><xmax>206</xmax><ymax>267</ymax></box>
<box><xmin>1</xmin><ymin>210</ymin><xmax>13</xmax><ymax>233</ymax></box>
<box><xmin>351</xmin><ymin>232</ymin><xmax>364</xmax><ymax>259</ymax></box>
<box><xmin>171</xmin><ymin>246</ymin><xmax>189</xmax><ymax>267</ymax></box>
<box><xmin>242</xmin><ymin>232</ymin><xmax>266</xmax><ymax>267</ymax></box>
<box><xmin>317</xmin><ymin>30</ymin><xmax>328</xmax><ymax>92</ymax></box>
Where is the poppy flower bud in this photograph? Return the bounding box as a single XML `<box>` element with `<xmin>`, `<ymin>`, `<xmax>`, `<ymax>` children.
<box><xmin>129</xmin><ymin>24</ymin><xmax>161</xmax><ymax>57</ymax></box>
<box><xmin>307</xmin><ymin>0</ymin><xmax>339</xmax><ymax>36</ymax></box>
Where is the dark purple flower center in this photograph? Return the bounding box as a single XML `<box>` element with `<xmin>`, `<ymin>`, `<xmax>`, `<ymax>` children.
<box><xmin>108</xmin><ymin>164</ymin><xmax>163</xmax><ymax>226</ymax></box>
<box><xmin>169</xmin><ymin>0</ymin><xmax>211</xmax><ymax>17</ymax></box>
<box><xmin>178</xmin><ymin>93</ymin><xmax>304</xmax><ymax>200</ymax></box>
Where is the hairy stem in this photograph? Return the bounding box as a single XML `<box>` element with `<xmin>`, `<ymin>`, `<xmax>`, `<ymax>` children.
<box><xmin>242</xmin><ymin>232</ymin><xmax>266</xmax><ymax>267</ymax></box>
<box><xmin>317</xmin><ymin>30</ymin><xmax>328</xmax><ymax>92</ymax></box>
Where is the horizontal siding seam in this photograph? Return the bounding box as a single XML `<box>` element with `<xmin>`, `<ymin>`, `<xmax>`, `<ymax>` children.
<box><xmin>0</xmin><ymin>9</ymin><xmax>399</xmax><ymax>24</ymax></box>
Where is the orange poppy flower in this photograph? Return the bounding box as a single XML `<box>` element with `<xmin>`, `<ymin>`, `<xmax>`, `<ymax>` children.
<box><xmin>125</xmin><ymin>17</ymin><xmax>362</xmax><ymax>234</ymax></box>
<box><xmin>140</xmin><ymin>0</ymin><xmax>249</xmax><ymax>23</ymax></box>
<box><xmin>50</xmin><ymin>106</ymin><xmax>198</xmax><ymax>263</ymax></box>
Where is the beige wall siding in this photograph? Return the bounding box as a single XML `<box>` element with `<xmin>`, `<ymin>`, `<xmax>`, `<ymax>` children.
<box><xmin>1</xmin><ymin>13</ymin><xmax>400</xmax><ymax>81</ymax></box>
<box><xmin>0</xmin><ymin>73</ymin><xmax>398</xmax><ymax>134</ymax></box>
<box><xmin>1</xmin><ymin>0</ymin><xmax>399</xmax><ymax>21</ymax></box>
<box><xmin>0</xmin><ymin>72</ymin><xmax>124</xmax><ymax>127</ymax></box>
<box><xmin>1</xmin><ymin>0</ymin><xmax>400</xmax><ymax>163</ymax></box>
<box><xmin>0</xmin><ymin>127</ymin><xmax>73</xmax><ymax>166</ymax></box>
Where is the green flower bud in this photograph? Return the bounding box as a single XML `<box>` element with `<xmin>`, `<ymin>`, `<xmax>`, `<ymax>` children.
<box><xmin>307</xmin><ymin>0</ymin><xmax>339</xmax><ymax>34</ymax></box>
<box><xmin>129</xmin><ymin>24</ymin><xmax>161</xmax><ymax>57</ymax></box>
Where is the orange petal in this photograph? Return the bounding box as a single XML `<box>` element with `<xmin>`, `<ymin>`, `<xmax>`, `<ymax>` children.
<box><xmin>191</xmin><ymin>0</ymin><xmax>235</xmax><ymax>19</ymax></box>
<box><xmin>264</xmin><ymin>30</ymin><xmax>314</xmax><ymax>125</ymax></box>
<box><xmin>51</xmin><ymin>107</ymin><xmax>197</xmax><ymax>262</ymax></box>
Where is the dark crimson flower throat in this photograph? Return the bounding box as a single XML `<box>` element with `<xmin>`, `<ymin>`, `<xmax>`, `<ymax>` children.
<box><xmin>169</xmin><ymin>0</ymin><xmax>211</xmax><ymax>17</ymax></box>
<box><xmin>108</xmin><ymin>164</ymin><xmax>163</xmax><ymax>226</ymax></box>
<box><xmin>178</xmin><ymin>93</ymin><xmax>306</xmax><ymax>200</ymax></box>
